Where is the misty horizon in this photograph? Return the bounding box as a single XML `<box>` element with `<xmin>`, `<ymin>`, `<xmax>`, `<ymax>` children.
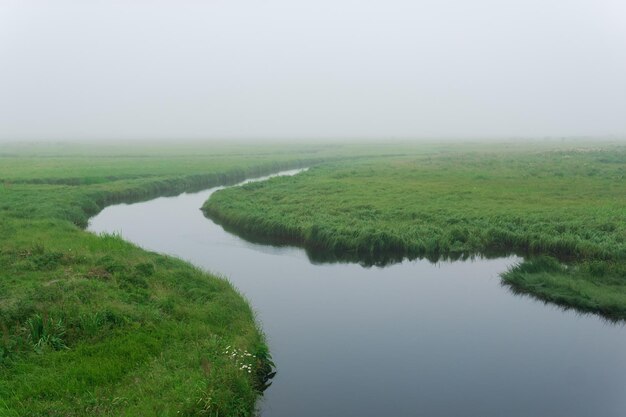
<box><xmin>2</xmin><ymin>0</ymin><xmax>625</xmax><ymax>141</ymax></box>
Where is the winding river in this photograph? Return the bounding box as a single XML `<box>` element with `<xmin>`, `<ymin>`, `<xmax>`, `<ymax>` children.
<box><xmin>88</xmin><ymin>170</ymin><xmax>626</xmax><ymax>417</ymax></box>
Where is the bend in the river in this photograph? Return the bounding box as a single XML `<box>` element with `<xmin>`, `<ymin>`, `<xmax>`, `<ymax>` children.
<box><xmin>88</xmin><ymin>169</ymin><xmax>626</xmax><ymax>417</ymax></box>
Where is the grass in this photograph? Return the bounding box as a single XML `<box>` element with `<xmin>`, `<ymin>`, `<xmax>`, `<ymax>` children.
<box><xmin>203</xmin><ymin>141</ymin><xmax>626</xmax><ymax>319</ymax></box>
<box><xmin>502</xmin><ymin>257</ymin><xmax>626</xmax><ymax>321</ymax></box>
<box><xmin>2</xmin><ymin>139</ymin><xmax>625</xmax><ymax>415</ymax></box>
<box><xmin>0</xmin><ymin>141</ymin><xmax>359</xmax><ymax>416</ymax></box>
<box><xmin>0</xmin><ymin>221</ymin><xmax>275</xmax><ymax>416</ymax></box>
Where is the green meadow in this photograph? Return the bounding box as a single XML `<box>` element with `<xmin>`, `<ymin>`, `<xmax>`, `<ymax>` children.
<box><xmin>204</xmin><ymin>141</ymin><xmax>626</xmax><ymax>319</ymax></box>
<box><xmin>1</xmin><ymin>140</ymin><xmax>625</xmax><ymax>416</ymax></box>
<box><xmin>0</xmin><ymin>141</ymin><xmax>342</xmax><ymax>417</ymax></box>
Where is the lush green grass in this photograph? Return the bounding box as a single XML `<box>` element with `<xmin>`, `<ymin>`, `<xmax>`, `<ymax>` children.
<box><xmin>0</xmin><ymin>221</ymin><xmax>271</xmax><ymax>416</ymax></box>
<box><xmin>0</xmin><ymin>141</ymin><xmax>357</xmax><ymax>416</ymax></box>
<box><xmin>203</xmin><ymin>142</ymin><xmax>626</xmax><ymax>318</ymax></box>
<box><xmin>2</xmin><ymin>140</ymin><xmax>625</xmax><ymax>416</ymax></box>
<box><xmin>502</xmin><ymin>257</ymin><xmax>626</xmax><ymax>321</ymax></box>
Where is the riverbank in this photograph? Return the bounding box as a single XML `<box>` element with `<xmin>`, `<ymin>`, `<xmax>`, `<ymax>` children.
<box><xmin>203</xmin><ymin>142</ymin><xmax>626</xmax><ymax>319</ymax></box>
<box><xmin>0</xmin><ymin>142</ymin><xmax>336</xmax><ymax>416</ymax></box>
<box><xmin>91</xmin><ymin>166</ymin><xmax>626</xmax><ymax>417</ymax></box>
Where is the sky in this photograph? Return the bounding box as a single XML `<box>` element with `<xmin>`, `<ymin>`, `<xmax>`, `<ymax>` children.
<box><xmin>1</xmin><ymin>0</ymin><xmax>625</xmax><ymax>141</ymax></box>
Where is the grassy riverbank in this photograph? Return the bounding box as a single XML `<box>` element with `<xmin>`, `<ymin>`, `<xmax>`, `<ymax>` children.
<box><xmin>2</xmin><ymin>140</ymin><xmax>625</xmax><ymax>416</ymax></box>
<box><xmin>204</xmin><ymin>141</ymin><xmax>626</xmax><ymax>319</ymax></box>
<box><xmin>0</xmin><ymin>141</ymin><xmax>348</xmax><ymax>416</ymax></box>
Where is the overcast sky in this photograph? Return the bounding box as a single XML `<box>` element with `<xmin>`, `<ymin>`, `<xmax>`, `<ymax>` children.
<box><xmin>1</xmin><ymin>0</ymin><xmax>625</xmax><ymax>141</ymax></box>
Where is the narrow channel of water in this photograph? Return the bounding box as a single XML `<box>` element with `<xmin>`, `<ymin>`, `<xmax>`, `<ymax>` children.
<box><xmin>88</xmin><ymin>170</ymin><xmax>626</xmax><ymax>417</ymax></box>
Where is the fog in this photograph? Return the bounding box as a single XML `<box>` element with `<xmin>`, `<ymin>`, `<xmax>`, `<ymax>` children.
<box><xmin>1</xmin><ymin>0</ymin><xmax>625</xmax><ymax>141</ymax></box>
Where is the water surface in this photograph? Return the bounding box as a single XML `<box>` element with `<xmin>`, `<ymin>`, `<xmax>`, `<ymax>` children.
<box><xmin>88</xmin><ymin>170</ymin><xmax>626</xmax><ymax>417</ymax></box>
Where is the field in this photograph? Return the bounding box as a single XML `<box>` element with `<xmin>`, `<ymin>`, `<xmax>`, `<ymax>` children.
<box><xmin>2</xmin><ymin>140</ymin><xmax>625</xmax><ymax>416</ymax></box>
<box><xmin>0</xmin><ymin>141</ymin><xmax>350</xmax><ymax>416</ymax></box>
<box><xmin>204</xmin><ymin>142</ymin><xmax>626</xmax><ymax>319</ymax></box>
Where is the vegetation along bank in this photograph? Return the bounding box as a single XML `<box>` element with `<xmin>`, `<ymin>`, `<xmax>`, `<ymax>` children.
<box><xmin>0</xmin><ymin>141</ymin><xmax>345</xmax><ymax>417</ymax></box>
<box><xmin>204</xmin><ymin>142</ymin><xmax>626</xmax><ymax>320</ymax></box>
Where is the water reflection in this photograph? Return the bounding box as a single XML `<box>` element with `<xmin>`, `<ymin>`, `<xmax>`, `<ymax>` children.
<box><xmin>206</xmin><ymin>216</ymin><xmax>519</xmax><ymax>266</ymax></box>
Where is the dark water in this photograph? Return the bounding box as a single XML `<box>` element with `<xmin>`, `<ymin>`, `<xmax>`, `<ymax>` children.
<box><xmin>88</xmin><ymin>170</ymin><xmax>626</xmax><ymax>417</ymax></box>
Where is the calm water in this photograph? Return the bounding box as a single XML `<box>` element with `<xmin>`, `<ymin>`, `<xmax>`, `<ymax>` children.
<box><xmin>88</xmin><ymin>170</ymin><xmax>626</xmax><ymax>417</ymax></box>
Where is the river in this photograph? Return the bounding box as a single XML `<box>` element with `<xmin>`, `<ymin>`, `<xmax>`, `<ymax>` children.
<box><xmin>88</xmin><ymin>169</ymin><xmax>626</xmax><ymax>417</ymax></box>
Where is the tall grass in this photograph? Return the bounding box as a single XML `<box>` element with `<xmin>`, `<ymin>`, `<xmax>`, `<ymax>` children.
<box><xmin>204</xmin><ymin>144</ymin><xmax>626</xmax><ymax>317</ymax></box>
